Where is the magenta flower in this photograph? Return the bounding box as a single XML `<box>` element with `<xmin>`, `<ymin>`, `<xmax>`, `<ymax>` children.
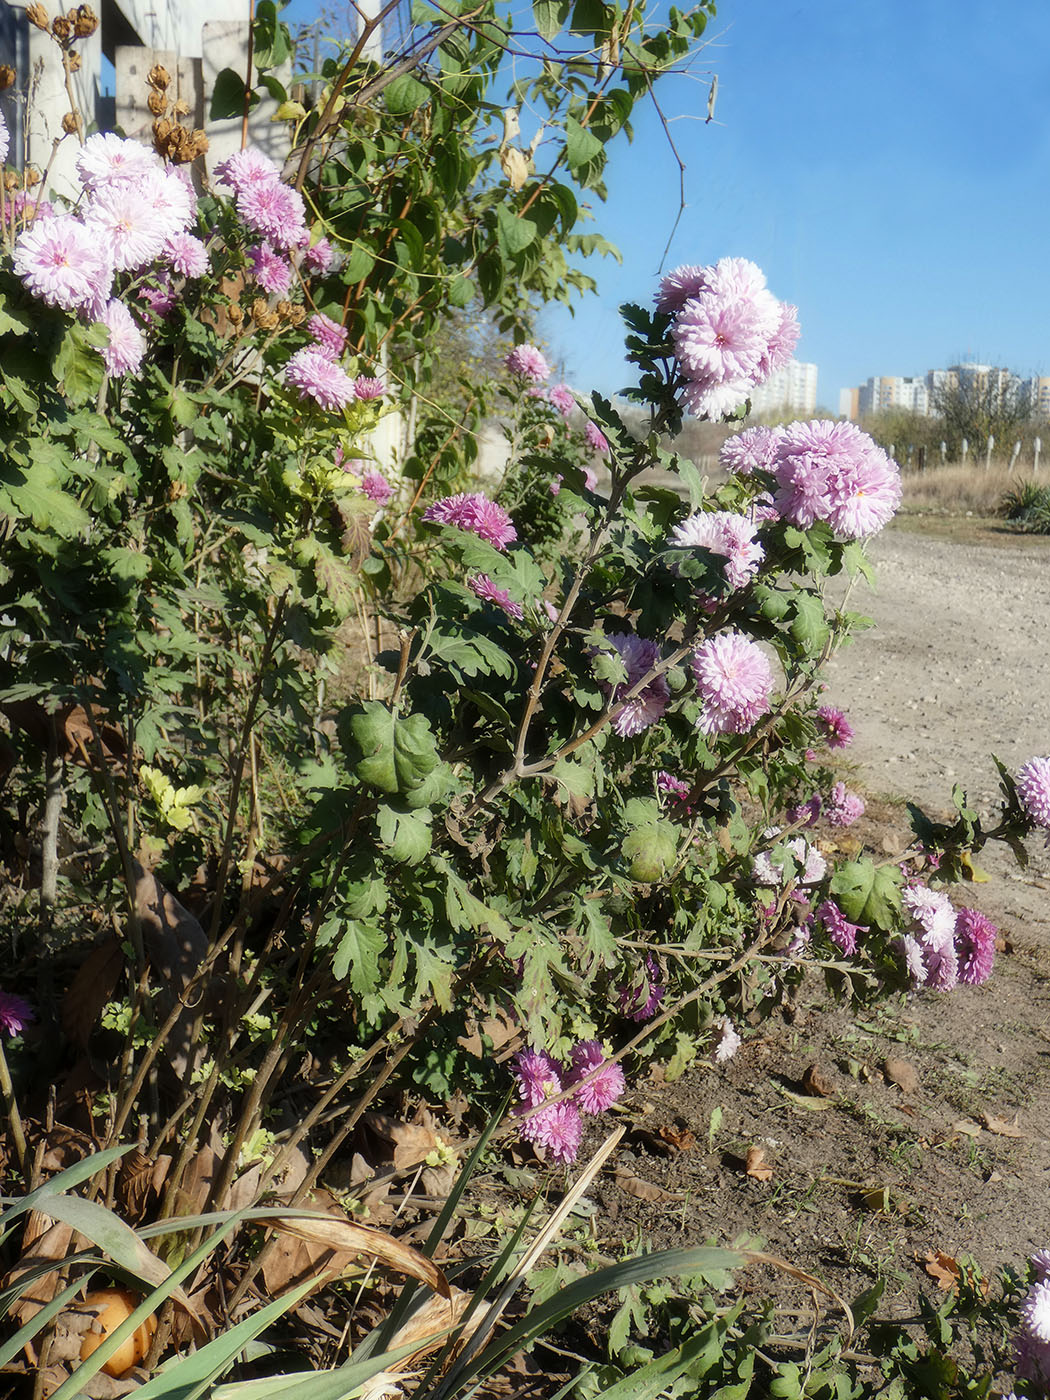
<box><xmin>13</xmin><ymin>215</ymin><xmax>113</xmax><ymax>316</ymax></box>
<box><xmin>138</xmin><ymin>274</ymin><xmax>176</xmax><ymax>320</ymax></box>
<box><xmin>955</xmin><ymin>907</ymin><xmax>996</xmax><ymax>986</ymax></box>
<box><xmin>719</xmin><ymin>425</ymin><xmax>782</xmax><ymax>477</ymax></box>
<box><xmin>505</xmin><ymin>343</ymin><xmax>550</xmax><ymax>382</ymax></box>
<box><xmin>786</xmin><ymin>794</ymin><xmax>821</xmax><ymax>827</ymax></box>
<box><xmin>0</xmin><ymin>991</ymin><xmax>34</xmax><ymax>1038</ymax></box>
<box><xmin>825</xmin><ymin>781</ymin><xmax>864</xmax><ymax>827</ymax></box>
<box><xmin>164</xmin><ymin>232</ymin><xmax>208</xmax><ymax>278</ymax></box>
<box><xmin>361</xmin><ymin>471</ymin><xmax>394</xmax><ymax>505</ymax></box>
<box><xmin>816</xmin><ymin>900</ymin><xmax>866</xmax><ymax>955</ymax></box>
<box><xmin>692</xmin><ymin>631</ymin><xmax>774</xmax><ymax>735</ymax></box>
<box><xmin>512</xmin><ymin>1048</ymin><xmax>562</xmax><ymax>1107</ymax></box>
<box><xmin>422</xmin><ymin>493</ymin><xmax>517</xmax><ymax>550</ymax></box>
<box><xmin>598</xmin><ymin>632</ymin><xmax>670</xmax><ymax>738</ymax></box>
<box><xmin>584</xmin><ymin>420</ymin><xmax>609</xmax><ymax>455</ymax></box>
<box><xmin>248</xmin><ymin>243</ymin><xmax>292</xmax><ymax>295</ymax></box>
<box><xmin>237</xmin><ymin>178</ymin><xmax>308</xmax><ymax>252</ymax></box>
<box><xmin>283</xmin><ymin>348</ymin><xmax>356</xmax><ymax>412</ymax></box>
<box><xmin>302</xmin><ymin>238</ymin><xmax>334</xmax><ymax>275</ymax></box>
<box><xmin>816</xmin><ymin>704</ymin><xmax>853</xmax><ymax>749</ymax></box>
<box><xmin>468</xmin><ymin>573</ymin><xmax>524</xmax><ymax>621</ymax></box>
<box><xmin>1017</xmin><ymin>756</ymin><xmax>1050</xmax><ymax>828</ymax></box>
<box><xmin>657</xmin><ymin>771</ymin><xmax>692</xmax><ymax>806</ymax></box>
<box><xmin>548</xmin><ymin>383</ymin><xmax>575</xmax><ymax>418</ymax></box>
<box><xmin>100</xmin><ymin>300</ymin><xmax>145</xmax><ymax>378</ymax></box>
<box><xmin>619</xmin><ymin>953</ymin><xmax>664</xmax><ymax>1022</ymax></box>
<box><xmin>353</xmin><ymin>375</ymin><xmax>386</xmax><ymax>401</ymax></box>
<box><xmin>307</xmin><ymin>313</ymin><xmax>349</xmax><ymax>360</ymax></box>
<box><xmin>565</xmin><ymin>1041</ymin><xmax>625</xmax><ymax>1114</ymax></box>
<box><xmin>519</xmin><ymin>1101</ymin><xmax>583</xmax><ymax>1164</ymax></box>
<box><xmin>76</xmin><ymin>132</ymin><xmax>158</xmax><ymax>190</ymax></box>
<box><xmin>670</xmin><ymin>510</ymin><xmax>764</xmax><ymax>591</ymax></box>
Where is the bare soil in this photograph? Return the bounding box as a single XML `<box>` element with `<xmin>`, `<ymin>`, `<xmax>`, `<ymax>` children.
<box><xmin>577</xmin><ymin>520</ymin><xmax>1050</xmax><ymax>1345</ymax></box>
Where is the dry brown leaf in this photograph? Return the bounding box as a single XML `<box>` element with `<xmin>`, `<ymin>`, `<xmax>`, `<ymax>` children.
<box><xmin>362</xmin><ymin>1113</ymin><xmax>440</xmax><ymax>1172</ymax></box>
<box><xmin>40</xmin><ymin>1124</ymin><xmax>95</xmax><ymax>1174</ymax></box>
<box><xmin>777</xmin><ymin>1085</ymin><xmax>832</xmax><ymax>1112</ymax></box>
<box><xmin>268</xmin><ymin>1197</ymin><xmax>450</xmax><ymax>1298</ymax></box>
<box><xmin>498</xmin><ymin>144</ymin><xmax>530</xmax><ymax>190</ymax></box>
<box><xmin>134</xmin><ymin>863</ymin><xmax>211</xmax><ymax>1080</ymax></box>
<box><xmin>657</xmin><ymin>1123</ymin><xmax>697</xmax><ymax>1152</ymax></box>
<box><xmin>611</xmin><ymin>1167</ymin><xmax>682</xmax><ymax>1202</ymax></box>
<box><xmin>801</xmin><ymin>1063</ymin><xmax>835</xmax><ymax>1098</ymax></box>
<box><xmin>117</xmin><ymin>1150</ymin><xmax>156</xmax><ymax>1223</ymax></box>
<box><xmin>883</xmin><ymin>1057</ymin><xmax>920</xmax><ymax>1095</ymax></box>
<box><xmin>922</xmin><ymin>1249</ymin><xmax>961</xmax><ymax>1291</ymax></box>
<box><xmin>6</xmin><ymin>1219</ymin><xmax>76</xmax><ymax>1329</ymax></box>
<box><xmin>980</xmin><ymin>1111</ymin><xmax>1024</xmax><ymax>1138</ymax></box>
<box><xmin>952</xmin><ymin>1119</ymin><xmax>982</xmax><ymax>1137</ymax></box>
<box><xmin>745</xmin><ymin>1145</ymin><xmax>774</xmax><ymax>1182</ymax></box>
<box><xmin>62</xmin><ymin>937</ymin><xmax>124</xmax><ymax>1050</ymax></box>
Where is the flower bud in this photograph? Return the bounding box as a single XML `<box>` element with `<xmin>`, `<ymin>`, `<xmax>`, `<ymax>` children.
<box><xmin>26</xmin><ymin>4</ymin><xmax>49</xmax><ymax>31</ymax></box>
<box><xmin>0</xmin><ymin>65</ymin><xmax>15</xmax><ymax>92</ymax></box>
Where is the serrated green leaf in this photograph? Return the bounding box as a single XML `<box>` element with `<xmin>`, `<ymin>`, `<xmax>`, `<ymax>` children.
<box><xmin>829</xmin><ymin>858</ymin><xmax>903</xmax><ymax>930</ymax></box>
<box><xmin>377</xmin><ymin>804</ymin><xmax>433</xmax><ymax>863</ymax></box>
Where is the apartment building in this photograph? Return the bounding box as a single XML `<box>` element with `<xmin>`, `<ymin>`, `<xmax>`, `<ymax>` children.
<box><xmin>748</xmin><ymin>359</ymin><xmax>818</xmax><ymax>416</ymax></box>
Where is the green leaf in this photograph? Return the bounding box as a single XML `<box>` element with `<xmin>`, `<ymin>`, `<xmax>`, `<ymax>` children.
<box><xmin>384</xmin><ymin>73</ymin><xmax>430</xmax><ymax>114</ymax></box>
<box><xmin>623</xmin><ymin>822</ymin><xmax>677</xmax><ymax>882</ymax></box>
<box><xmin>532</xmin><ymin>0</ymin><xmax>571</xmax><ymax>39</ymax></box>
<box><xmin>52</xmin><ymin>321</ymin><xmax>106</xmax><ymax>405</ymax></box>
<box><xmin>0</xmin><ymin>292</ymin><xmax>31</xmax><ymax>338</ymax></box>
<box><xmin>789</xmin><ymin>591</ymin><xmax>830</xmax><ymax>653</ymax></box>
<box><xmin>253</xmin><ymin>0</ymin><xmax>292</xmax><ymax>69</ymax></box>
<box><xmin>551</xmin><ymin>757</ymin><xmax>593</xmax><ymax>801</ymax></box>
<box><xmin>211</xmin><ymin>67</ymin><xmax>255</xmax><ymax>121</ymax></box>
<box><xmin>564</xmin><ymin>117</ymin><xmax>603</xmax><ymax>175</ymax></box>
<box><xmin>331</xmin><ymin>920</ymin><xmax>386</xmax><ymax>994</ymax></box>
<box><xmin>351</xmin><ymin>703</ymin><xmax>441</xmax><ymax>797</ymax></box>
<box><xmin>341</xmin><ymin>243</ymin><xmax>376</xmax><ymax>281</ymax></box>
<box><xmin>829</xmin><ymin>858</ymin><xmax>903</xmax><ymax>930</ymax></box>
<box><xmin>496</xmin><ymin>204</ymin><xmax>537</xmax><ymax>257</ymax></box>
<box><xmin>377</xmin><ymin>804</ymin><xmax>433</xmax><ymax>864</ymax></box>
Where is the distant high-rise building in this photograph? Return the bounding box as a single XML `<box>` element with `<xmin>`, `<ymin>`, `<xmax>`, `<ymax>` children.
<box><xmin>855</xmin><ymin>375</ymin><xmax>929</xmax><ymax>417</ymax></box>
<box><xmin>749</xmin><ymin>361</ymin><xmax>818</xmax><ymax>416</ymax></box>
<box><xmin>838</xmin><ymin>387</ymin><xmax>860</xmax><ymax>420</ymax></box>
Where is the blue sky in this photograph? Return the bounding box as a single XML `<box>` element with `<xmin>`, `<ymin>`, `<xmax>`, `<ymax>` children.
<box><xmin>286</xmin><ymin>0</ymin><xmax>1050</xmax><ymax>407</ymax></box>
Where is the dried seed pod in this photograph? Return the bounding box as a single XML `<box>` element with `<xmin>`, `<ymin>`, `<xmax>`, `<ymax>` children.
<box><xmin>147</xmin><ymin>89</ymin><xmax>167</xmax><ymax>116</ymax></box>
<box><xmin>26</xmin><ymin>4</ymin><xmax>49</xmax><ymax>31</ymax></box>
<box><xmin>147</xmin><ymin>63</ymin><xmax>170</xmax><ymax>90</ymax></box>
<box><xmin>0</xmin><ymin>65</ymin><xmax>15</xmax><ymax>92</ymax></box>
<box><xmin>73</xmin><ymin>5</ymin><xmax>99</xmax><ymax>36</ymax></box>
<box><xmin>51</xmin><ymin>14</ymin><xmax>72</xmax><ymax>41</ymax></box>
<box><xmin>61</xmin><ymin>110</ymin><xmax>78</xmax><ymax>133</ymax></box>
<box><xmin>227</xmin><ymin>303</ymin><xmax>244</xmax><ymax>325</ymax></box>
<box><xmin>3</xmin><ymin>171</ymin><xmax>18</xmax><ymax>191</ymax></box>
<box><xmin>286</xmin><ymin>304</ymin><xmax>307</xmax><ymax>326</ymax></box>
<box><xmin>24</xmin><ymin>166</ymin><xmax>41</xmax><ymax>188</ymax></box>
<box><xmin>66</xmin><ymin>48</ymin><xmax>81</xmax><ymax>70</ymax></box>
<box><xmin>173</xmin><ymin>97</ymin><xmax>190</xmax><ymax>116</ymax></box>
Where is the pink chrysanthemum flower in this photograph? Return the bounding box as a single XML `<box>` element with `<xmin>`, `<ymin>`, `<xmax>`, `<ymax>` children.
<box><xmin>302</xmin><ymin>238</ymin><xmax>334</xmax><ymax>275</ymax></box>
<box><xmin>816</xmin><ymin>900</ymin><xmax>866</xmax><ymax>955</ymax></box>
<box><xmin>584</xmin><ymin>420</ymin><xmax>609</xmax><ymax>455</ymax></box>
<box><xmin>787</xmin><ymin>794</ymin><xmax>822</xmax><ymax>827</ymax></box>
<box><xmin>583</xmin><ymin>465</ymin><xmax>598</xmax><ymax>491</ymax></box>
<box><xmin>422</xmin><ymin>493</ymin><xmax>517</xmax><ymax>550</ymax></box>
<box><xmin>955</xmin><ymin>907</ymin><xmax>997</xmax><ymax>986</ymax></box>
<box><xmin>1016</xmin><ymin>1331</ymin><xmax>1050</xmax><ymax>1388</ymax></box>
<box><xmin>756</xmin><ymin>301</ymin><xmax>801</xmax><ymax>377</ymax></box>
<box><xmin>520</xmin><ymin>1101</ymin><xmax>583</xmax><ymax>1163</ymax></box>
<box><xmin>714</xmin><ymin>1018</ymin><xmax>741</xmax><ymax>1063</ymax></box>
<box><xmin>354</xmin><ymin>375</ymin><xmax>386</xmax><ymax>401</ymax></box>
<box><xmin>816</xmin><ymin>704</ymin><xmax>853</xmax><ymax>749</ymax></box>
<box><xmin>900</xmin><ymin>934</ymin><xmax>927</xmax><ymax>985</ymax></box>
<box><xmin>772</xmin><ymin>420</ymin><xmax>900</xmax><ymax>536</ymax></box>
<box><xmin>923</xmin><ymin>938</ymin><xmax>959</xmax><ymax>991</ymax></box>
<box><xmin>164</xmin><ymin>232</ymin><xmax>208</xmax><ymax>278</ymax></box>
<box><xmin>360</xmin><ymin>470</ymin><xmax>393</xmax><ymax>505</ymax></box>
<box><xmin>599</xmin><ymin>632</ymin><xmax>670</xmax><ymax>738</ymax></box>
<box><xmin>619</xmin><ymin>953</ymin><xmax>664</xmax><ymax>1022</ymax></box>
<box><xmin>720</xmin><ymin>425</ymin><xmax>782</xmax><ymax>477</ymax></box>
<box><xmin>672</xmin><ymin>258</ymin><xmax>781</xmax><ymax>399</ymax></box>
<box><xmin>248</xmin><ymin>243</ymin><xmax>292</xmax><ymax>295</ymax></box>
<box><xmin>825</xmin><ymin>447</ymin><xmax>902</xmax><ymax>538</ymax></box>
<box><xmin>139</xmin><ymin>166</ymin><xmax>195</xmax><ymax>237</ymax></box>
<box><xmin>0</xmin><ymin>991</ymin><xmax>34</xmax><ymax>1038</ymax></box>
<box><xmin>1022</xmin><ymin>1282</ymin><xmax>1050</xmax><ymax>1343</ymax></box>
<box><xmin>14</xmin><ymin>215</ymin><xmax>113</xmax><ymax>315</ymax></box>
<box><xmin>902</xmin><ymin>883</ymin><xmax>956</xmax><ymax>949</ymax></box>
<box><xmin>655</xmin><ymin>262</ymin><xmax>710</xmax><ymax>314</ymax></box>
<box><xmin>76</xmin><ymin>132</ymin><xmax>158</xmax><ymax>190</ymax></box>
<box><xmin>670</xmin><ymin>510</ymin><xmax>765</xmax><ymax>591</ymax></box>
<box><xmin>752</xmin><ymin>834</ymin><xmax>826</xmax><ymax>888</ymax></box>
<box><xmin>505</xmin><ymin>343</ymin><xmax>550</xmax><ymax>382</ymax></box>
<box><xmin>283</xmin><ymin>347</ymin><xmax>356</xmax><ymax>412</ymax></box>
<box><xmin>307</xmin><ymin>313</ymin><xmax>348</xmax><ymax>360</ymax></box>
<box><xmin>566</xmin><ymin>1041</ymin><xmax>626</xmax><ymax>1114</ymax></box>
<box><xmin>692</xmin><ymin>631</ymin><xmax>774</xmax><ymax>735</ymax></box>
<box><xmin>84</xmin><ymin>183</ymin><xmax>169</xmax><ymax>272</ymax></box>
<box><xmin>139</xmin><ymin>274</ymin><xmax>176</xmax><ymax>320</ymax></box>
<box><xmin>468</xmin><ymin>573</ymin><xmax>524</xmax><ymax>621</ymax></box>
<box><xmin>1017</xmin><ymin>756</ymin><xmax>1050</xmax><ymax>828</ymax></box>
<box><xmin>825</xmin><ymin>781</ymin><xmax>864</xmax><ymax>827</ymax></box>
<box><xmin>0</xmin><ymin>110</ymin><xmax>8</xmax><ymax>167</ymax></box>
<box><xmin>100</xmin><ymin>299</ymin><xmax>146</xmax><ymax>378</ymax></box>
<box><xmin>549</xmin><ymin>475</ymin><xmax>562</xmax><ymax>496</ymax></box>
<box><xmin>657</xmin><ymin>771</ymin><xmax>692</xmax><ymax>806</ymax></box>
<box><xmin>548</xmin><ymin>383</ymin><xmax>575</xmax><ymax>418</ymax></box>
<box><xmin>214</xmin><ymin>148</ymin><xmax>281</xmax><ymax>194</ymax></box>
<box><xmin>237</xmin><ymin>178</ymin><xmax>308</xmax><ymax>252</ymax></box>
<box><xmin>513</xmin><ymin>1048</ymin><xmax>562</xmax><ymax>1107</ymax></box>
<box><xmin>1033</xmin><ymin>1250</ymin><xmax>1050</xmax><ymax>1282</ymax></box>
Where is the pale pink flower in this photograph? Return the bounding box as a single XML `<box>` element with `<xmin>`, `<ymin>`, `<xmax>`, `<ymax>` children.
<box><xmin>467</xmin><ymin>573</ymin><xmax>524</xmax><ymax>620</ymax></box>
<box><xmin>548</xmin><ymin>383</ymin><xmax>575</xmax><ymax>418</ymax></box>
<box><xmin>584</xmin><ymin>420</ymin><xmax>609</xmax><ymax>455</ymax></box>
<box><xmin>519</xmin><ymin>1101</ymin><xmax>583</xmax><ymax>1163</ymax></box>
<box><xmin>825</xmin><ymin>447</ymin><xmax>902</xmax><ymax>538</ymax></box>
<box><xmin>673</xmin><ymin>258</ymin><xmax>780</xmax><ymax>385</ymax></box>
<box><xmin>422</xmin><ymin>493</ymin><xmax>517</xmax><ymax>550</ymax></box>
<box><xmin>76</xmin><ymin>132</ymin><xmax>158</xmax><ymax>190</ymax></box>
<box><xmin>248</xmin><ymin>243</ymin><xmax>292</xmax><ymax>295</ymax></box>
<box><xmin>752</xmin><ymin>834</ymin><xmax>826</xmax><ymax>887</ymax></box>
<box><xmin>360</xmin><ymin>471</ymin><xmax>393</xmax><ymax>504</ymax></box>
<box><xmin>692</xmin><ymin>631</ymin><xmax>774</xmax><ymax>735</ymax></box>
<box><xmin>583</xmin><ymin>465</ymin><xmax>598</xmax><ymax>491</ymax></box>
<box><xmin>720</xmin><ymin>425</ymin><xmax>782</xmax><ymax>476</ymax></box>
<box><xmin>902</xmin><ymin>883</ymin><xmax>956</xmax><ymax>950</ymax></box>
<box><xmin>139</xmin><ymin>166</ymin><xmax>196</xmax><ymax>237</ymax></box>
<box><xmin>100</xmin><ymin>299</ymin><xmax>145</xmax><ymax>377</ymax></box>
<box><xmin>1017</xmin><ymin>756</ymin><xmax>1050</xmax><ymax>828</ymax></box>
<box><xmin>353</xmin><ymin>375</ymin><xmax>386</xmax><ymax>401</ymax></box>
<box><xmin>756</xmin><ymin>301</ymin><xmax>801</xmax><ymax>377</ymax></box>
<box><xmin>599</xmin><ymin>632</ymin><xmax>669</xmax><ymax>738</ymax></box>
<box><xmin>138</xmin><ymin>274</ymin><xmax>176</xmax><ymax>320</ymax></box>
<box><xmin>302</xmin><ymin>238</ymin><xmax>334</xmax><ymax>274</ymax></box>
<box><xmin>565</xmin><ymin>1041</ymin><xmax>625</xmax><ymax>1114</ymax></box>
<box><xmin>283</xmin><ymin>347</ymin><xmax>356</xmax><ymax>411</ymax></box>
<box><xmin>713</xmin><ymin>1018</ymin><xmax>741</xmax><ymax>1063</ymax></box>
<box><xmin>84</xmin><ymin>183</ymin><xmax>169</xmax><ymax>272</ymax></box>
<box><xmin>549</xmin><ymin>475</ymin><xmax>562</xmax><ymax>496</ymax></box>
<box><xmin>1022</xmin><ymin>1282</ymin><xmax>1050</xmax><ymax>1343</ymax></box>
<box><xmin>0</xmin><ymin>110</ymin><xmax>8</xmax><ymax>168</ymax></box>
<box><xmin>670</xmin><ymin>510</ymin><xmax>764</xmax><ymax>591</ymax></box>
<box><xmin>773</xmin><ymin>420</ymin><xmax>900</xmax><ymax>536</ymax></box>
<box><xmin>237</xmin><ymin>178</ymin><xmax>308</xmax><ymax>252</ymax></box>
<box><xmin>13</xmin><ymin>215</ymin><xmax>113</xmax><ymax>315</ymax></box>
<box><xmin>505</xmin><ymin>343</ymin><xmax>550</xmax><ymax>382</ymax></box>
<box><xmin>655</xmin><ymin>262</ymin><xmax>710</xmax><ymax>314</ymax></box>
<box><xmin>825</xmin><ymin>781</ymin><xmax>864</xmax><ymax>827</ymax></box>
<box><xmin>307</xmin><ymin>312</ymin><xmax>348</xmax><ymax>360</ymax></box>
<box><xmin>164</xmin><ymin>232</ymin><xmax>208</xmax><ymax>278</ymax></box>
<box><xmin>214</xmin><ymin>148</ymin><xmax>282</xmax><ymax>194</ymax></box>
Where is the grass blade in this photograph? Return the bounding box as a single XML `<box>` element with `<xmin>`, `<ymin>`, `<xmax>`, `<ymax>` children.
<box><xmin>0</xmin><ymin>1270</ymin><xmax>98</xmax><ymax>1369</ymax></box>
<box><xmin>0</xmin><ymin>1145</ymin><xmax>131</xmax><ymax>1231</ymax></box>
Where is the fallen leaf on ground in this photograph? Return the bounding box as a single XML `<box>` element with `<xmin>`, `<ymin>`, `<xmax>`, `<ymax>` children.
<box><xmin>921</xmin><ymin>1250</ymin><xmax>961</xmax><ymax>1291</ymax></box>
<box><xmin>658</xmin><ymin>1123</ymin><xmax>697</xmax><ymax>1152</ymax></box>
<box><xmin>859</xmin><ymin>1185</ymin><xmax>908</xmax><ymax>1215</ymax></box>
<box><xmin>611</xmin><ymin>1167</ymin><xmax>683</xmax><ymax>1202</ymax></box>
<box><xmin>980</xmin><ymin>1111</ymin><xmax>1023</xmax><ymax>1138</ymax></box>
<box><xmin>745</xmin><ymin>1145</ymin><xmax>774</xmax><ymax>1181</ymax></box>
<box><xmin>952</xmin><ymin>1119</ymin><xmax>982</xmax><ymax>1137</ymax></box>
<box><xmin>777</xmin><ymin>1085</ymin><xmax>832</xmax><ymax>1112</ymax></box>
<box><xmin>883</xmin><ymin>1057</ymin><xmax>920</xmax><ymax>1095</ymax></box>
<box><xmin>801</xmin><ymin>1063</ymin><xmax>835</xmax><ymax>1098</ymax></box>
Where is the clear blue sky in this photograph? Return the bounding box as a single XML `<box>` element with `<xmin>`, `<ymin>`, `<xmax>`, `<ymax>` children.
<box><xmin>286</xmin><ymin>0</ymin><xmax>1050</xmax><ymax>408</ymax></box>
